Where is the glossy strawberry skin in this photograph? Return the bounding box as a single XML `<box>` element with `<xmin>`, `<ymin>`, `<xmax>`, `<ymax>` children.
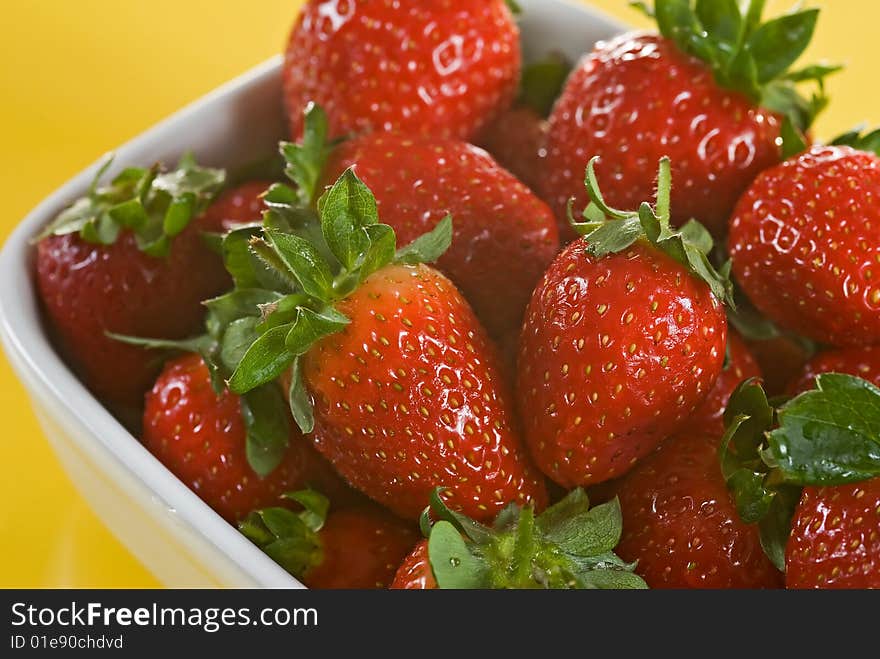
<box><xmin>390</xmin><ymin>540</ymin><xmax>437</xmax><ymax>590</ymax></box>
<box><xmin>476</xmin><ymin>106</ymin><xmax>547</xmax><ymax>192</ymax></box>
<box><xmin>324</xmin><ymin>134</ymin><xmax>559</xmax><ymax>339</ymax></box>
<box><xmin>304</xmin><ymin>507</ymin><xmax>420</xmax><ymax>589</ymax></box>
<box><xmin>517</xmin><ymin>239</ymin><xmax>727</xmax><ymax>488</ymax></box>
<box><xmin>303</xmin><ymin>263</ymin><xmax>548</xmax><ymax>521</ymax></box>
<box><xmin>691</xmin><ymin>330</ymin><xmax>761</xmax><ymax>436</ymax></box>
<box><xmin>143</xmin><ymin>354</ymin><xmax>350</xmax><ymax>523</ymax></box>
<box><xmin>614</xmin><ymin>432</ymin><xmax>783</xmax><ymax>589</ymax></box>
<box><xmin>746</xmin><ymin>335</ymin><xmax>811</xmax><ymax>398</ymax></box>
<box><xmin>198</xmin><ymin>180</ymin><xmax>272</xmax><ymax>230</ymax></box>
<box><xmin>787</xmin><ymin>345</ymin><xmax>880</xmax><ymax>395</ymax></box>
<box><xmin>283</xmin><ymin>0</ymin><xmax>520</xmax><ymax>142</ymax></box>
<box><xmin>786</xmin><ymin>480</ymin><xmax>880</xmax><ymax>589</ymax></box>
<box><xmin>542</xmin><ymin>33</ymin><xmax>781</xmax><ymax>240</ymax></box>
<box><xmin>730</xmin><ymin>146</ymin><xmax>880</xmax><ymax>347</ymax></box>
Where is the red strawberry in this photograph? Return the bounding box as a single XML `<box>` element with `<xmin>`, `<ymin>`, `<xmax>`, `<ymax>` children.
<box><xmin>542</xmin><ymin>2</ymin><xmax>833</xmax><ymax>240</ymax></box>
<box><xmin>391</xmin><ymin>488</ymin><xmax>646</xmax><ymax>589</ymax></box>
<box><xmin>143</xmin><ymin>354</ymin><xmax>351</xmax><ymax>523</ymax></box>
<box><xmin>788</xmin><ymin>346</ymin><xmax>880</xmax><ymax>395</ymax></box>
<box><xmin>226</xmin><ymin>169</ymin><xmax>547</xmax><ymax>521</ymax></box>
<box><xmin>730</xmin><ymin>144</ymin><xmax>880</xmax><ymax>347</ymax></box>
<box><xmin>198</xmin><ymin>180</ymin><xmax>272</xmax><ymax>230</ymax></box>
<box><xmin>241</xmin><ymin>491</ymin><xmax>419</xmax><ymax>589</ymax></box>
<box><xmin>614</xmin><ymin>431</ymin><xmax>782</xmax><ymax>589</ymax></box>
<box><xmin>785</xmin><ymin>479</ymin><xmax>880</xmax><ymax>589</ymax></box>
<box><xmin>690</xmin><ymin>330</ymin><xmax>761</xmax><ymax>436</ymax></box>
<box><xmin>323</xmin><ymin>133</ymin><xmax>559</xmax><ymax>338</ymax></box>
<box><xmin>476</xmin><ymin>107</ymin><xmax>546</xmax><ymax>193</ymax></box>
<box><xmin>517</xmin><ymin>158</ymin><xmax>729</xmax><ymax>488</ymax></box>
<box><xmin>283</xmin><ymin>0</ymin><xmax>520</xmax><ymax>142</ymax></box>
<box><xmin>35</xmin><ymin>158</ymin><xmax>231</xmax><ymax>417</ymax></box>
<box><xmin>390</xmin><ymin>540</ymin><xmax>436</xmax><ymax>590</ymax></box>
<box><xmin>745</xmin><ymin>335</ymin><xmax>812</xmax><ymax>397</ymax></box>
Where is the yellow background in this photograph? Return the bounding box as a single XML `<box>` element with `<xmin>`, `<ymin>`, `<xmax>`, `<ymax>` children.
<box><xmin>0</xmin><ymin>0</ymin><xmax>874</xmax><ymax>587</ymax></box>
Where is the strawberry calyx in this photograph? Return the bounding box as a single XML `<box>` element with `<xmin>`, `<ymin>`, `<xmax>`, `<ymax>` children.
<box><xmin>518</xmin><ymin>52</ymin><xmax>572</xmax><ymax>117</ymax></box>
<box><xmin>36</xmin><ymin>153</ymin><xmax>225</xmax><ymax>257</ymax></box>
<box><xmin>570</xmin><ymin>156</ymin><xmax>734</xmax><ymax>306</ymax></box>
<box><xmin>419</xmin><ymin>488</ymin><xmax>647</xmax><ymax>589</ymax></box>
<box><xmin>631</xmin><ymin>0</ymin><xmax>840</xmax><ymax>135</ymax></box>
<box><xmin>720</xmin><ymin>374</ymin><xmax>880</xmax><ymax>569</ymax></box>
<box><xmin>830</xmin><ymin>126</ymin><xmax>880</xmax><ymax>157</ymax></box>
<box><xmin>238</xmin><ymin>489</ymin><xmax>330</xmax><ymax>579</ymax></box>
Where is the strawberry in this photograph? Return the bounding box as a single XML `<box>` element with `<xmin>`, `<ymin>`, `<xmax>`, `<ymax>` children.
<box><xmin>541</xmin><ymin>2</ymin><xmax>835</xmax><ymax>239</ymax></box>
<box><xmin>221</xmin><ymin>166</ymin><xmax>547</xmax><ymax>521</ymax></box>
<box><xmin>475</xmin><ymin>53</ymin><xmax>572</xmax><ymax>192</ymax></box>
<box><xmin>323</xmin><ymin>131</ymin><xmax>559</xmax><ymax>339</ymax></box>
<box><xmin>787</xmin><ymin>346</ymin><xmax>880</xmax><ymax>395</ymax></box>
<box><xmin>690</xmin><ymin>330</ymin><xmax>761</xmax><ymax>436</ymax></box>
<box><xmin>143</xmin><ymin>354</ymin><xmax>351</xmax><ymax>523</ymax></box>
<box><xmin>198</xmin><ymin>180</ymin><xmax>273</xmax><ymax>230</ymax></box>
<box><xmin>614</xmin><ymin>431</ymin><xmax>782</xmax><ymax>589</ymax></box>
<box><xmin>35</xmin><ymin>156</ymin><xmax>228</xmax><ymax>417</ymax></box>
<box><xmin>745</xmin><ymin>335</ymin><xmax>812</xmax><ymax>397</ymax></box>
<box><xmin>283</xmin><ymin>0</ymin><xmax>520</xmax><ymax>142</ymax></box>
<box><xmin>730</xmin><ymin>138</ymin><xmax>880</xmax><ymax>347</ymax></box>
<box><xmin>241</xmin><ymin>490</ymin><xmax>419</xmax><ymax>589</ymax></box>
<box><xmin>390</xmin><ymin>540</ymin><xmax>435</xmax><ymax>590</ymax></box>
<box><xmin>785</xmin><ymin>479</ymin><xmax>880</xmax><ymax>589</ymax></box>
<box><xmin>517</xmin><ymin>158</ymin><xmax>730</xmax><ymax>488</ymax></box>
<box><xmin>720</xmin><ymin>376</ymin><xmax>880</xmax><ymax>585</ymax></box>
<box><xmin>392</xmin><ymin>488</ymin><xmax>646</xmax><ymax>589</ymax></box>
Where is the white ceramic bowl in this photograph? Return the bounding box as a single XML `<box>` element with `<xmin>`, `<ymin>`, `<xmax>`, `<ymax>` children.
<box><xmin>0</xmin><ymin>0</ymin><xmax>625</xmax><ymax>587</ymax></box>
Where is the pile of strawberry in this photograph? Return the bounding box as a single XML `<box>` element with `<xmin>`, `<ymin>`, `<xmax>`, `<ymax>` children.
<box><xmin>34</xmin><ymin>0</ymin><xmax>880</xmax><ymax>589</ymax></box>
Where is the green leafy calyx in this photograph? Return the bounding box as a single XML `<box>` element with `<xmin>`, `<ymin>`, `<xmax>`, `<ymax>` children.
<box><xmin>519</xmin><ymin>52</ymin><xmax>572</xmax><ymax>117</ymax></box>
<box><xmin>831</xmin><ymin>126</ymin><xmax>880</xmax><ymax>157</ymax></box>
<box><xmin>572</xmin><ymin>156</ymin><xmax>734</xmax><ymax>306</ymax></box>
<box><xmin>632</xmin><ymin>1</ymin><xmax>840</xmax><ymax>133</ymax></box>
<box><xmin>238</xmin><ymin>490</ymin><xmax>330</xmax><ymax>579</ymax></box>
<box><xmin>37</xmin><ymin>153</ymin><xmax>225</xmax><ymax>257</ymax></box>
<box><xmin>720</xmin><ymin>374</ymin><xmax>880</xmax><ymax>570</ymax></box>
<box><xmin>420</xmin><ymin>488</ymin><xmax>647</xmax><ymax>589</ymax></box>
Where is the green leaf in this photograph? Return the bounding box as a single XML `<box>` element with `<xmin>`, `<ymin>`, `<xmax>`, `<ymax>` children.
<box><xmin>285</xmin><ymin>306</ymin><xmax>349</xmax><ymax>355</ymax></box>
<box><xmin>163</xmin><ymin>193</ymin><xmax>195</xmax><ymax>237</ymax></box>
<box><xmin>583</xmin><ymin>216</ymin><xmax>642</xmax><ymax>258</ymax></box>
<box><xmin>283</xmin><ymin>489</ymin><xmax>329</xmax><ymax>533</ymax></box>
<box><xmin>241</xmin><ymin>384</ymin><xmax>291</xmax><ymax>477</ymax></box>
<box><xmin>831</xmin><ymin>126</ymin><xmax>880</xmax><ymax>157</ymax></box>
<box><xmin>204</xmin><ymin>289</ymin><xmax>283</xmax><ymax>337</ymax></box>
<box><xmin>281</xmin><ymin>103</ymin><xmax>332</xmax><ymax>206</ymax></box>
<box><xmin>746</xmin><ymin>9</ymin><xmax>819</xmax><ymax>84</ymax></box>
<box><xmin>628</xmin><ymin>1</ymin><xmax>655</xmax><ymax>19</ymax></box>
<box><xmin>317</xmin><ymin>168</ymin><xmax>377</xmax><ymax>270</ymax></box>
<box><xmin>428</xmin><ymin>488</ymin><xmax>494</xmax><ymax>545</ymax></box>
<box><xmin>758</xmin><ymin>484</ymin><xmax>801</xmax><ymax>571</ymax></box>
<box><xmin>768</xmin><ymin>374</ymin><xmax>880</xmax><ymax>485</ymax></box>
<box><xmin>265</xmin><ymin>229</ymin><xmax>336</xmax><ymax>300</ymax></box>
<box><xmin>227</xmin><ymin>324</ymin><xmax>296</xmax><ymax>394</ymax></box>
<box><xmin>219</xmin><ymin>316</ymin><xmax>261</xmax><ymax>373</ymax></box>
<box><xmin>780</xmin><ymin>115</ymin><xmax>809</xmax><ymax>159</ymax></box>
<box><xmin>394</xmin><ymin>215</ymin><xmax>453</xmax><ymax>265</ymax></box>
<box><xmin>655</xmin><ymin>0</ymin><xmax>701</xmax><ymax>53</ymax></box>
<box><xmin>574</xmin><ymin>569</ymin><xmax>649</xmax><ymax>590</ymax></box>
<box><xmin>222</xmin><ymin>226</ymin><xmax>265</xmax><ymax>289</ymax></box>
<box><xmin>360</xmin><ymin>223</ymin><xmax>397</xmax><ymax>281</ymax></box>
<box><xmin>541</xmin><ymin>497</ymin><xmax>624</xmax><ymax>557</ymax></box>
<box><xmin>536</xmin><ymin>488</ymin><xmax>591</xmax><ymax>536</ymax></box>
<box><xmin>505</xmin><ymin>0</ymin><xmax>521</xmax><ymax>15</ymax></box>
<box><xmin>288</xmin><ymin>357</ymin><xmax>315</xmax><ymax>435</ymax></box>
<box><xmin>106</xmin><ymin>332</ymin><xmax>213</xmax><ymax>355</ymax></box>
<box><xmin>519</xmin><ymin>53</ymin><xmax>572</xmax><ymax>117</ymax></box>
<box><xmin>696</xmin><ymin>0</ymin><xmax>741</xmax><ymax>46</ymax></box>
<box><xmin>238</xmin><ymin>506</ymin><xmax>322</xmax><ymax>578</ymax></box>
<box><xmin>428</xmin><ymin>521</ymin><xmax>489</xmax><ymax>589</ymax></box>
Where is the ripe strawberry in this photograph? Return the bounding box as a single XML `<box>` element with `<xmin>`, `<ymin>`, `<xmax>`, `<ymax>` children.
<box><xmin>476</xmin><ymin>107</ymin><xmax>546</xmax><ymax>192</ymax></box>
<box><xmin>224</xmin><ymin>168</ymin><xmax>547</xmax><ymax>521</ymax></box>
<box><xmin>788</xmin><ymin>346</ymin><xmax>880</xmax><ymax>395</ymax></box>
<box><xmin>390</xmin><ymin>540</ymin><xmax>435</xmax><ymax>590</ymax></box>
<box><xmin>35</xmin><ymin>157</ymin><xmax>229</xmax><ymax>417</ymax></box>
<box><xmin>392</xmin><ymin>488</ymin><xmax>646</xmax><ymax>589</ymax></box>
<box><xmin>721</xmin><ymin>376</ymin><xmax>880</xmax><ymax>587</ymax></box>
<box><xmin>785</xmin><ymin>479</ymin><xmax>880</xmax><ymax>589</ymax></box>
<box><xmin>474</xmin><ymin>52</ymin><xmax>572</xmax><ymax>192</ymax></box>
<box><xmin>517</xmin><ymin>158</ymin><xmax>730</xmax><ymax>488</ymax></box>
<box><xmin>745</xmin><ymin>335</ymin><xmax>812</xmax><ymax>397</ymax></box>
<box><xmin>143</xmin><ymin>354</ymin><xmax>351</xmax><ymax>523</ymax></box>
<box><xmin>691</xmin><ymin>330</ymin><xmax>761</xmax><ymax>436</ymax></box>
<box><xmin>283</xmin><ymin>0</ymin><xmax>520</xmax><ymax>142</ymax></box>
<box><xmin>614</xmin><ymin>431</ymin><xmax>782</xmax><ymax>589</ymax></box>
<box><xmin>323</xmin><ymin>132</ymin><xmax>559</xmax><ymax>338</ymax></box>
<box><xmin>241</xmin><ymin>490</ymin><xmax>419</xmax><ymax>589</ymax></box>
<box><xmin>198</xmin><ymin>180</ymin><xmax>272</xmax><ymax>230</ymax></box>
<box><xmin>729</xmin><ymin>142</ymin><xmax>880</xmax><ymax>347</ymax></box>
<box><xmin>541</xmin><ymin>2</ymin><xmax>834</xmax><ymax>239</ymax></box>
